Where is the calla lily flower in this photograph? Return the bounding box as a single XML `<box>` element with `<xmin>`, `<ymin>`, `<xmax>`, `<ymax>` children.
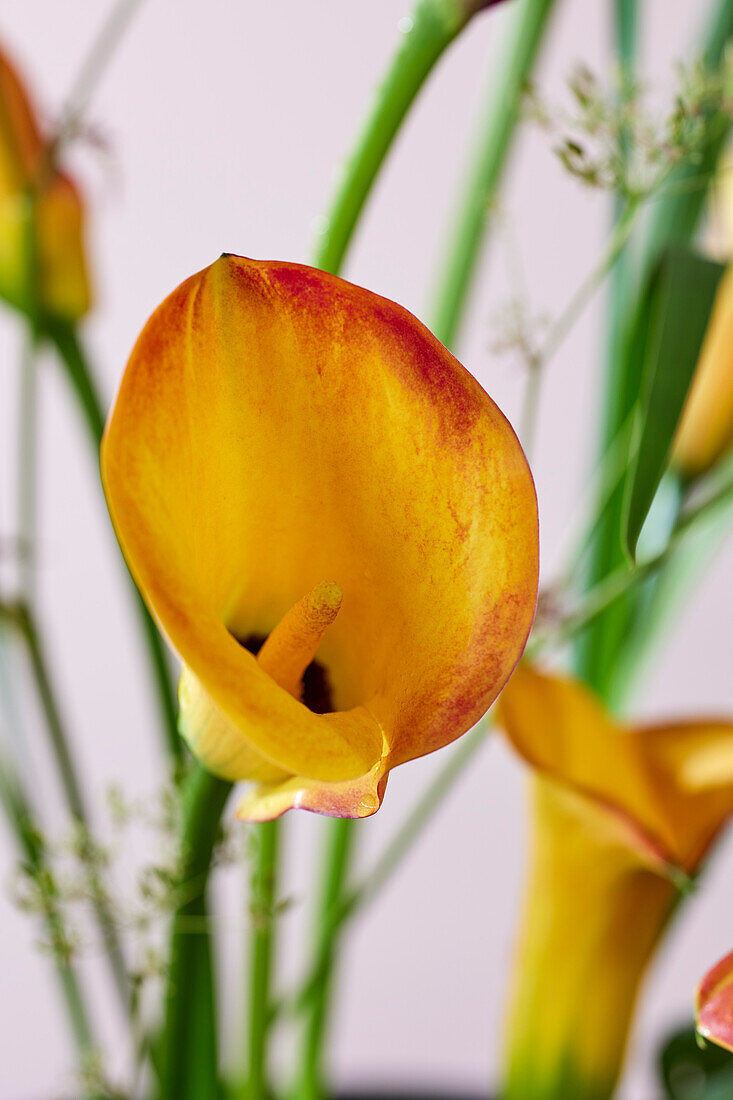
<box><xmin>697</xmin><ymin>949</ymin><xmax>733</xmax><ymax>1053</ymax></box>
<box><xmin>102</xmin><ymin>255</ymin><xmax>538</xmax><ymax>820</ymax></box>
<box><xmin>673</xmin><ymin>264</ymin><xmax>733</xmax><ymax>478</ymax></box>
<box><xmin>497</xmin><ymin>663</ymin><xmax>733</xmax><ymax>1100</ymax></box>
<box><xmin>0</xmin><ymin>43</ymin><xmax>90</xmax><ymax>320</ymax></box>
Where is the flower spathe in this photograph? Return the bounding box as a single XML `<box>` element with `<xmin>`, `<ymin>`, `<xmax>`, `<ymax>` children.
<box><xmin>498</xmin><ymin>664</ymin><xmax>733</xmax><ymax>1100</ymax></box>
<box><xmin>0</xmin><ymin>44</ymin><xmax>90</xmax><ymax>320</ymax></box>
<box><xmin>102</xmin><ymin>255</ymin><xmax>538</xmax><ymax>820</ymax></box>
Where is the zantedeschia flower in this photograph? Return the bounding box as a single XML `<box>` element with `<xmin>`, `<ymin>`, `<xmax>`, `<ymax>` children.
<box><xmin>697</xmin><ymin>949</ymin><xmax>733</xmax><ymax>1053</ymax></box>
<box><xmin>0</xmin><ymin>44</ymin><xmax>90</xmax><ymax>320</ymax></box>
<box><xmin>673</xmin><ymin>264</ymin><xmax>733</xmax><ymax>478</ymax></box>
<box><xmin>498</xmin><ymin>664</ymin><xmax>733</xmax><ymax>1100</ymax></box>
<box><xmin>102</xmin><ymin>255</ymin><xmax>538</xmax><ymax>820</ymax></box>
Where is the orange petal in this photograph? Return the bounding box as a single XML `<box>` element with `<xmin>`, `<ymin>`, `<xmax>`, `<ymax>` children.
<box><xmin>235</xmin><ymin>752</ymin><xmax>389</xmax><ymax>822</ymax></box>
<box><xmin>698</xmin><ymin>951</ymin><xmax>733</xmax><ymax>1053</ymax></box>
<box><xmin>102</xmin><ymin>256</ymin><xmax>538</xmax><ymax>813</ymax></box>
<box><xmin>498</xmin><ymin>663</ymin><xmax>733</xmax><ymax>872</ymax></box>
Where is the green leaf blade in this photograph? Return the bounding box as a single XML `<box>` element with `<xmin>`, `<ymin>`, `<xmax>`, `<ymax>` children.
<box><xmin>623</xmin><ymin>247</ymin><xmax>725</xmax><ymax>560</ymax></box>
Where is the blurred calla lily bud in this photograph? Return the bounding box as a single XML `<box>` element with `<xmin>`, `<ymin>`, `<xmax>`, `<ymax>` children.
<box><xmin>0</xmin><ymin>43</ymin><xmax>90</xmax><ymax>321</ymax></box>
<box><xmin>673</xmin><ymin>265</ymin><xmax>733</xmax><ymax>479</ymax></box>
<box><xmin>498</xmin><ymin>663</ymin><xmax>733</xmax><ymax>1100</ymax></box>
<box><xmin>102</xmin><ymin>255</ymin><xmax>538</xmax><ymax>820</ymax></box>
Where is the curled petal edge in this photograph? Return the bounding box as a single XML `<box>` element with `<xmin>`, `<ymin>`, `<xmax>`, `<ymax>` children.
<box><xmin>697</xmin><ymin>950</ymin><xmax>733</xmax><ymax>1053</ymax></box>
<box><xmin>235</xmin><ymin>759</ymin><xmax>389</xmax><ymax>822</ymax></box>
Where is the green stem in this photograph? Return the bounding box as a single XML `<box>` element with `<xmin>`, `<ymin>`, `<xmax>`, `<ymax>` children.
<box><xmin>0</xmin><ymin>753</ymin><xmax>98</xmax><ymax>1077</ymax></box>
<box><xmin>293</xmin><ymin>720</ymin><xmax>491</xmax><ymax>1017</ymax></box>
<box><xmin>296</xmin><ymin>818</ymin><xmax>358</xmax><ymax>1100</ymax></box>
<box><xmin>614</xmin><ymin>0</ymin><xmax>637</xmax><ymax>70</ymax></box>
<box><xmin>41</xmin><ymin>316</ymin><xmax>181</xmax><ymax>768</ymax></box>
<box><xmin>1</xmin><ymin>600</ymin><xmax>130</xmax><ymax>1010</ymax></box>
<box><xmin>53</xmin><ymin>0</ymin><xmax>148</xmax><ymax>155</ymax></box>
<box><xmin>607</xmin><ymin>0</ymin><xmax>637</xmax><ymax>405</ymax></box>
<box><xmin>160</xmin><ymin>765</ymin><xmax>232</xmax><ymax>1100</ymax></box>
<box><xmin>429</xmin><ymin>0</ymin><xmax>559</xmax><ymax>349</ymax></box>
<box><xmin>313</xmin><ymin>0</ymin><xmax>481</xmax><ymax>276</ymax></box>
<box><xmin>575</xmin><ymin>0</ymin><xmax>733</xmax><ymax>697</ymax></box>
<box><xmin>245</xmin><ymin>821</ymin><xmax>281</xmax><ymax>1100</ymax></box>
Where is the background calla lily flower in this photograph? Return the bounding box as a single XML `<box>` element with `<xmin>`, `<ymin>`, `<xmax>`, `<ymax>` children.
<box><xmin>0</xmin><ymin>43</ymin><xmax>90</xmax><ymax>320</ymax></box>
<box><xmin>498</xmin><ymin>663</ymin><xmax>733</xmax><ymax>1100</ymax></box>
<box><xmin>697</xmin><ymin>949</ymin><xmax>733</xmax><ymax>1053</ymax></box>
<box><xmin>102</xmin><ymin>255</ymin><xmax>538</xmax><ymax>820</ymax></box>
<box><xmin>673</xmin><ymin>264</ymin><xmax>733</xmax><ymax>479</ymax></box>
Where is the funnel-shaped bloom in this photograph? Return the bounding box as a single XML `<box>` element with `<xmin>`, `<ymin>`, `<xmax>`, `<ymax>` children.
<box><xmin>673</xmin><ymin>264</ymin><xmax>733</xmax><ymax>478</ymax></box>
<box><xmin>0</xmin><ymin>44</ymin><xmax>90</xmax><ymax>319</ymax></box>
<box><xmin>498</xmin><ymin>664</ymin><xmax>733</xmax><ymax>1100</ymax></box>
<box><xmin>102</xmin><ymin>255</ymin><xmax>538</xmax><ymax>820</ymax></box>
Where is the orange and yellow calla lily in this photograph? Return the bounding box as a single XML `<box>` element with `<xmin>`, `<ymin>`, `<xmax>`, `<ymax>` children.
<box><xmin>0</xmin><ymin>43</ymin><xmax>90</xmax><ymax>320</ymax></box>
<box><xmin>697</xmin><ymin>949</ymin><xmax>733</xmax><ymax>1053</ymax></box>
<box><xmin>497</xmin><ymin>663</ymin><xmax>733</xmax><ymax>1100</ymax></box>
<box><xmin>673</xmin><ymin>264</ymin><xmax>733</xmax><ymax>479</ymax></box>
<box><xmin>102</xmin><ymin>255</ymin><xmax>538</xmax><ymax>820</ymax></box>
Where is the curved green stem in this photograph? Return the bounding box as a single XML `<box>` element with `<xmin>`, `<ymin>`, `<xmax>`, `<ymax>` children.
<box><xmin>429</xmin><ymin>0</ymin><xmax>559</xmax><ymax>349</ymax></box>
<box><xmin>313</xmin><ymin>0</ymin><xmax>482</xmax><ymax>277</ymax></box>
<box><xmin>160</xmin><ymin>765</ymin><xmax>232</xmax><ymax>1100</ymax></box>
<box><xmin>295</xmin><ymin>817</ymin><xmax>357</xmax><ymax>1100</ymax></box>
<box><xmin>0</xmin><ymin>753</ymin><xmax>98</xmax><ymax>1080</ymax></box>
<box><xmin>292</xmin><ymin>720</ymin><xmax>491</xmax><ymax>1018</ymax></box>
<box><xmin>41</xmin><ymin>316</ymin><xmax>181</xmax><ymax>768</ymax></box>
<box><xmin>2</xmin><ymin>600</ymin><xmax>130</xmax><ymax>1008</ymax></box>
<box><xmin>245</xmin><ymin>820</ymin><xmax>281</xmax><ymax>1100</ymax></box>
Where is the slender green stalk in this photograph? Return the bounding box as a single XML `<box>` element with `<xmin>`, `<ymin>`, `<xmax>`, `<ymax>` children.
<box><xmin>638</xmin><ymin>0</ymin><xmax>733</xmax><ymax>286</ymax></box>
<box><xmin>40</xmin><ymin>316</ymin><xmax>181</xmax><ymax>767</ymax></box>
<box><xmin>313</xmin><ymin>0</ymin><xmax>487</xmax><ymax>277</ymax></box>
<box><xmin>295</xmin><ymin>818</ymin><xmax>358</xmax><ymax>1100</ymax></box>
<box><xmin>429</xmin><ymin>0</ymin><xmax>559</xmax><ymax>349</ymax></box>
<box><xmin>292</xmin><ymin>720</ymin><xmax>491</xmax><ymax>1017</ymax></box>
<box><xmin>606</xmin><ymin>0</ymin><xmax>638</xmax><ymax>413</ymax></box>
<box><xmin>542</xmin><ymin>200</ymin><xmax>641</xmax><ymax>368</ymax></box>
<box><xmin>53</xmin><ymin>0</ymin><xmax>148</xmax><ymax>156</ymax></box>
<box><xmin>575</xmin><ymin>0</ymin><xmax>733</xmax><ymax>696</ymax></box>
<box><xmin>0</xmin><ymin>599</ymin><xmax>130</xmax><ymax>1008</ymax></box>
<box><xmin>0</xmin><ymin>752</ymin><xmax>98</xmax><ymax>1077</ymax></box>
<box><xmin>351</xmin><ymin>721</ymin><xmax>491</xmax><ymax>912</ymax></box>
<box><xmin>517</xmin><ymin>197</ymin><xmax>640</xmax><ymax>459</ymax></box>
<box><xmin>160</xmin><ymin>765</ymin><xmax>231</xmax><ymax>1100</ymax></box>
<box><xmin>245</xmin><ymin>821</ymin><xmax>281</xmax><ymax>1100</ymax></box>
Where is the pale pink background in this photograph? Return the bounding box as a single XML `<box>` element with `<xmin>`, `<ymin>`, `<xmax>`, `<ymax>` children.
<box><xmin>1</xmin><ymin>1</ymin><xmax>732</xmax><ymax>1097</ymax></box>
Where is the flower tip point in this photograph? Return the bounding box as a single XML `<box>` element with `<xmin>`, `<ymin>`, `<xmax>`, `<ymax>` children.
<box><xmin>308</xmin><ymin>580</ymin><xmax>343</xmax><ymax>619</ymax></box>
<box><xmin>696</xmin><ymin>1027</ymin><xmax>710</xmax><ymax>1050</ymax></box>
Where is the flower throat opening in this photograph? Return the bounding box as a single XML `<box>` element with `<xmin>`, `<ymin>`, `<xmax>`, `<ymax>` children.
<box><xmin>237</xmin><ymin>633</ymin><xmax>334</xmax><ymax>714</ymax></box>
<box><xmin>232</xmin><ymin>579</ymin><xmax>342</xmax><ymax>715</ymax></box>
